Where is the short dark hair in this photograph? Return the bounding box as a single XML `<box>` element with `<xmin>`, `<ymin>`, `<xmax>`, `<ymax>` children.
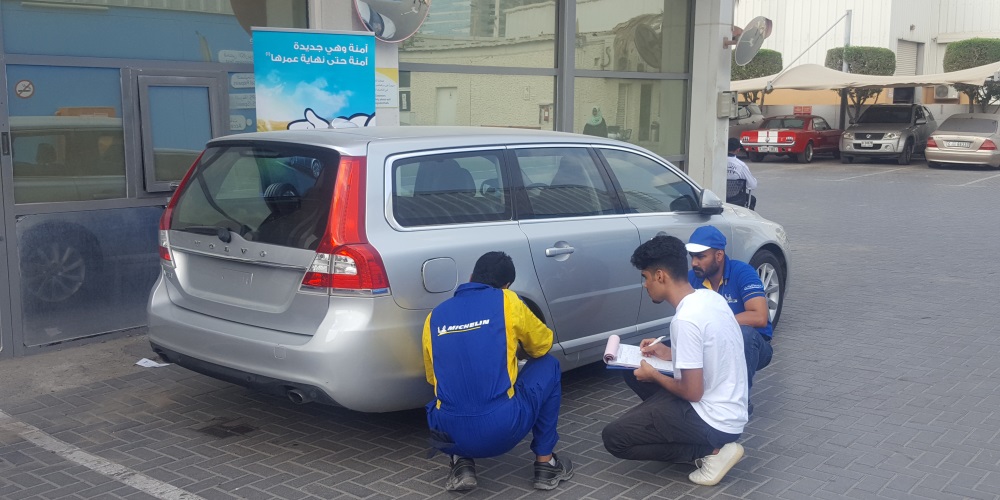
<box><xmin>630</xmin><ymin>235</ymin><xmax>688</xmax><ymax>281</ymax></box>
<box><xmin>728</xmin><ymin>137</ymin><xmax>743</xmax><ymax>152</ymax></box>
<box><xmin>470</xmin><ymin>251</ymin><xmax>515</xmax><ymax>289</ymax></box>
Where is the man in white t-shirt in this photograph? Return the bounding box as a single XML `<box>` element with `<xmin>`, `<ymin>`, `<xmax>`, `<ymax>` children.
<box><xmin>727</xmin><ymin>138</ymin><xmax>758</xmax><ymax>210</ymax></box>
<box><xmin>602</xmin><ymin>235</ymin><xmax>748</xmax><ymax>486</ymax></box>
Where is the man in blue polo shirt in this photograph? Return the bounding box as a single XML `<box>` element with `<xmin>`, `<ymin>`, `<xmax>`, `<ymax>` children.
<box><xmin>686</xmin><ymin>225</ymin><xmax>773</xmax><ymax>409</ymax></box>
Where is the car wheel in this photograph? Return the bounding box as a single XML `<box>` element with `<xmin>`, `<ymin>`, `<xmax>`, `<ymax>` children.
<box><xmin>749</xmin><ymin>249</ymin><xmax>785</xmax><ymax>328</ymax></box>
<box><xmin>749</xmin><ymin>152</ymin><xmax>765</xmax><ymax>162</ymax></box>
<box><xmin>897</xmin><ymin>139</ymin><xmax>913</xmax><ymax>165</ymax></box>
<box><xmin>21</xmin><ymin>238</ymin><xmax>90</xmax><ymax>303</ymax></box>
<box><xmin>841</xmin><ymin>155</ymin><xmax>853</xmax><ymax>164</ymax></box>
<box><xmin>796</xmin><ymin>142</ymin><xmax>814</xmax><ymax>163</ymax></box>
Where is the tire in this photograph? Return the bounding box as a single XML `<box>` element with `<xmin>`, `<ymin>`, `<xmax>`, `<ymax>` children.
<box><xmin>796</xmin><ymin>142</ymin><xmax>814</xmax><ymax>163</ymax></box>
<box><xmin>749</xmin><ymin>152</ymin><xmax>765</xmax><ymax>162</ymax></box>
<box><xmin>897</xmin><ymin>139</ymin><xmax>913</xmax><ymax>165</ymax></box>
<box><xmin>749</xmin><ymin>249</ymin><xmax>785</xmax><ymax>329</ymax></box>
<box><xmin>20</xmin><ymin>236</ymin><xmax>95</xmax><ymax>303</ymax></box>
<box><xmin>841</xmin><ymin>155</ymin><xmax>853</xmax><ymax>164</ymax></box>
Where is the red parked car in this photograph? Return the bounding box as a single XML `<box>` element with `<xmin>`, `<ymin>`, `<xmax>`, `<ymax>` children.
<box><xmin>740</xmin><ymin>115</ymin><xmax>843</xmax><ymax>163</ymax></box>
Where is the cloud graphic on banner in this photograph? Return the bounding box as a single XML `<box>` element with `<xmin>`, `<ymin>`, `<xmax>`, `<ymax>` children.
<box><xmin>256</xmin><ymin>75</ymin><xmax>353</xmax><ymax>122</ymax></box>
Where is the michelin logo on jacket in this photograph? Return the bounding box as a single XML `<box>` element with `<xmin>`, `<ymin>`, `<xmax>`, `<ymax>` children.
<box><xmin>437</xmin><ymin>319</ymin><xmax>491</xmax><ymax>335</ymax></box>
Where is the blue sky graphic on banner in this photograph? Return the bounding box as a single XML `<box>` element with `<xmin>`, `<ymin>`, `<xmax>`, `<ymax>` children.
<box><xmin>253</xmin><ymin>29</ymin><xmax>375</xmax><ymax>131</ymax></box>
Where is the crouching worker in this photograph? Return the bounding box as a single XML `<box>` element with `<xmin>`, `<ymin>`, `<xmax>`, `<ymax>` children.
<box><xmin>422</xmin><ymin>251</ymin><xmax>574</xmax><ymax>492</ymax></box>
<box><xmin>602</xmin><ymin>236</ymin><xmax>748</xmax><ymax>486</ymax></box>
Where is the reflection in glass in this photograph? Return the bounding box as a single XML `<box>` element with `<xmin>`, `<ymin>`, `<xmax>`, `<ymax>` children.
<box><xmin>575</xmin><ymin>78</ymin><xmax>687</xmax><ymax>158</ymax></box>
<box><xmin>400</xmin><ymin>72</ymin><xmax>554</xmax><ymax>129</ymax></box>
<box><xmin>17</xmin><ymin>207</ymin><xmax>162</xmax><ymax>347</ymax></box>
<box><xmin>147</xmin><ymin>86</ymin><xmax>212</xmax><ymax>183</ymax></box>
<box><xmin>7</xmin><ymin>66</ymin><xmax>126</xmax><ymax>203</ymax></box>
<box><xmin>0</xmin><ymin>0</ymin><xmax>307</xmax><ymax>60</ymax></box>
<box><xmin>575</xmin><ymin>0</ymin><xmax>691</xmax><ymax>73</ymax></box>
<box><xmin>399</xmin><ymin>0</ymin><xmax>555</xmax><ymax>68</ymax></box>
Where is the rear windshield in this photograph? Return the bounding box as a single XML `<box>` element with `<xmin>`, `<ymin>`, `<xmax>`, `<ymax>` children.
<box><xmin>937</xmin><ymin>117</ymin><xmax>998</xmax><ymax>134</ymax></box>
<box><xmin>761</xmin><ymin>118</ymin><xmax>805</xmax><ymax>129</ymax></box>
<box><xmin>170</xmin><ymin>143</ymin><xmax>339</xmax><ymax>250</ymax></box>
<box><xmin>857</xmin><ymin>106</ymin><xmax>911</xmax><ymax>124</ymax></box>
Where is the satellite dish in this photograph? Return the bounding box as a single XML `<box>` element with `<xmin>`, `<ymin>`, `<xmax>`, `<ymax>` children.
<box><xmin>734</xmin><ymin>16</ymin><xmax>773</xmax><ymax>66</ymax></box>
<box><xmin>634</xmin><ymin>23</ymin><xmax>662</xmax><ymax>70</ymax></box>
<box><xmin>354</xmin><ymin>0</ymin><xmax>431</xmax><ymax>43</ymax></box>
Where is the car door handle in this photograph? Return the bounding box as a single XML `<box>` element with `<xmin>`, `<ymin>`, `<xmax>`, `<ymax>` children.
<box><xmin>545</xmin><ymin>247</ymin><xmax>575</xmax><ymax>257</ymax></box>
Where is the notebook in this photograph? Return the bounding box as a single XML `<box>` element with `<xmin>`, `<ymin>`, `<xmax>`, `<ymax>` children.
<box><xmin>603</xmin><ymin>334</ymin><xmax>674</xmax><ymax>375</ymax></box>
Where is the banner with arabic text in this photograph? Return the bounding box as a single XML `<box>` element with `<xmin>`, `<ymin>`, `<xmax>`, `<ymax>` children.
<box><xmin>253</xmin><ymin>28</ymin><xmax>375</xmax><ymax>131</ymax></box>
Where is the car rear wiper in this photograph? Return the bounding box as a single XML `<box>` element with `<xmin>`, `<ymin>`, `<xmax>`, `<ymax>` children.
<box><xmin>176</xmin><ymin>225</ymin><xmax>254</xmax><ymax>241</ymax></box>
<box><xmin>176</xmin><ymin>225</ymin><xmax>226</xmax><ymax>235</ymax></box>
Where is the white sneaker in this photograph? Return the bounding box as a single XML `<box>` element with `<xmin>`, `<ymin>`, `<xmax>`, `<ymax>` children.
<box><xmin>688</xmin><ymin>442</ymin><xmax>744</xmax><ymax>486</ymax></box>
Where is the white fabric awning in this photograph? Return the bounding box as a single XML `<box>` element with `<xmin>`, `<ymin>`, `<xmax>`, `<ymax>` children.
<box><xmin>731</xmin><ymin>61</ymin><xmax>1000</xmax><ymax>92</ymax></box>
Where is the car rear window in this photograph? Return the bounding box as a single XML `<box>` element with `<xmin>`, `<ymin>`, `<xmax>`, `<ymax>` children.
<box><xmin>761</xmin><ymin>118</ymin><xmax>805</xmax><ymax>129</ymax></box>
<box><xmin>936</xmin><ymin>117</ymin><xmax>998</xmax><ymax>134</ymax></box>
<box><xmin>170</xmin><ymin>143</ymin><xmax>339</xmax><ymax>250</ymax></box>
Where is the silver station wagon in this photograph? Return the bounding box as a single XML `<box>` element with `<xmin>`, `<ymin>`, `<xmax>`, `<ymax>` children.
<box><xmin>148</xmin><ymin>127</ymin><xmax>790</xmax><ymax>412</ymax></box>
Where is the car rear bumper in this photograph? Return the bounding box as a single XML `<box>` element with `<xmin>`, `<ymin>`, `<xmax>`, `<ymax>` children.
<box><xmin>743</xmin><ymin>143</ymin><xmax>800</xmax><ymax>154</ymax></box>
<box><xmin>147</xmin><ymin>276</ymin><xmax>434</xmax><ymax>412</ymax></box>
<box><xmin>926</xmin><ymin>148</ymin><xmax>1000</xmax><ymax>167</ymax></box>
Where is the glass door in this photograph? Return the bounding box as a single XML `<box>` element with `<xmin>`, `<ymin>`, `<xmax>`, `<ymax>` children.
<box><xmin>137</xmin><ymin>75</ymin><xmax>224</xmax><ymax>192</ymax></box>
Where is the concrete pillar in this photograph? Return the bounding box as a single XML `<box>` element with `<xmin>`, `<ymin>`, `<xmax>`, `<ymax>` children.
<box><xmin>687</xmin><ymin>0</ymin><xmax>734</xmax><ymax>196</ymax></box>
<box><xmin>308</xmin><ymin>0</ymin><xmax>400</xmax><ymax>126</ymax></box>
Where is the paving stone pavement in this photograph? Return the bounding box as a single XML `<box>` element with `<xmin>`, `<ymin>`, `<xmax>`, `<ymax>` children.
<box><xmin>2</xmin><ymin>158</ymin><xmax>1000</xmax><ymax>499</ymax></box>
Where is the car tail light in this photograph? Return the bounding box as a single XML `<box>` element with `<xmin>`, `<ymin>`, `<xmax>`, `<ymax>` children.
<box><xmin>784</xmin><ymin>136</ymin><xmax>794</xmax><ymax>143</ymax></box>
<box><xmin>300</xmin><ymin>156</ymin><xmax>390</xmax><ymax>295</ymax></box>
<box><xmin>159</xmin><ymin>151</ymin><xmax>203</xmax><ymax>268</ymax></box>
<box><xmin>741</xmin><ymin>135</ymin><xmax>751</xmax><ymax>143</ymax></box>
<box><xmin>926</xmin><ymin>137</ymin><xmax>937</xmax><ymax>149</ymax></box>
<box><xmin>980</xmin><ymin>139</ymin><xmax>997</xmax><ymax>151</ymax></box>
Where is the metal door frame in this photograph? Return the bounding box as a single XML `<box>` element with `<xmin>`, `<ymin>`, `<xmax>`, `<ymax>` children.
<box><xmin>0</xmin><ymin>18</ymin><xmax>14</xmax><ymax>359</ymax></box>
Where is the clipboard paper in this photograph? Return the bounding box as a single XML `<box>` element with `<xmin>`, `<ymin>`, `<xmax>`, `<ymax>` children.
<box><xmin>603</xmin><ymin>334</ymin><xmax>674</xmax><ymax>375</ymax></box>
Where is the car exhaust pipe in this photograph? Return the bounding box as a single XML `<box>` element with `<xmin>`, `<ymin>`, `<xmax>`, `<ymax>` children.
<box><xmin>286</xmin><ymin>388</ymin><xmax>312</xmax><ymax>405</ymax></box>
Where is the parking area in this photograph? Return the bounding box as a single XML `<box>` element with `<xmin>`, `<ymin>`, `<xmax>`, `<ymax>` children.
<box><xmin>2</xmin><ymin>157</ymin><xmax>1000</xmax><ymax>500</ymax></box>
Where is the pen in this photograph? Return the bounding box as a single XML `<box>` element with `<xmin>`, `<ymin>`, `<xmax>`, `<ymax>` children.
<box><xmin>646</xmin><ymin>336</ymin><xmax>667</xmax><ymax>348</ymax></box>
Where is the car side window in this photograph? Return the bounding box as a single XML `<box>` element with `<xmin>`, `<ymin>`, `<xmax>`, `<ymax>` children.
<box><xmin>598</xmin><ymin>148</ymin><xmax>700</xmax><ymax>213</ymax></box>
<box><xmin>813</xmin><ymin>118</ymin><xmax>829</xmax><ymax>131</ymax></box>
<box><xmin>513</xmin><ymin>147</ymin><xmax>616</xmax><ymax>219</ymax></box>
<box><xmin>915</xmin><ymin>107</ymin><xmax>924</xmax><ymax>120</ymax></box>
<box><xmin>392</xmin><ymin>151</ymin><xmax>511</xmax><ymax>227</ymax></box>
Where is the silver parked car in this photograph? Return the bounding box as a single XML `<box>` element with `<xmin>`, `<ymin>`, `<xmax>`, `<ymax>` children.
<box><xmin>840</xmin><ymin>104</ymin><xmax>937</xmax><ymax>165</ymax></box>
<box><xmin>925</xmin><ymin>113</ymin><xmax>1000</xmax><ymax>169</ymax></box>
<box><xmin>148</xmin><ymin>127</ymin><xmax>790</xmax><ymax>412</ymax></box>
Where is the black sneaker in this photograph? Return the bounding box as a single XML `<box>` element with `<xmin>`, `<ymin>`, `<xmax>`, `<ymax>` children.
<box><xmin>445</xmin><ymin>457</ymin><xmax>477</xmax><ymax>491</ymax></box>
<box><xmin>533</xmin><ymin>453</ymin><xmax>574</xmax><ymax>490</ymax></box>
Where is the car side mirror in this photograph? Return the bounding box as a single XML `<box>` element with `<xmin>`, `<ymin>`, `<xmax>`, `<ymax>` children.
<box><xmin>700</xmin><ymin>189</ymin><xmax>724</xmax><ymax>215</ymax></box>
<box><xmin>915</xmin><ymin>118</ymin><xmax>927</xmax><ymax>125</ymax></box>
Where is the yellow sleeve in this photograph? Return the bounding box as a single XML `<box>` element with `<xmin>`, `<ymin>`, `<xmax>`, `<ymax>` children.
<box><xmin>422</xmin><ymin>312</ymin><xmax>436</xmax><ymax>388</ymax></box>
<box><xmin>502</xmin><ymin>290</ymin><xmax>553</xmax><ymax>358</ymax></box>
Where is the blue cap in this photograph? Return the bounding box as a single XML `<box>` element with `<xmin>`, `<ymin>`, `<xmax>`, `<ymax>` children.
<box><xmin>686</xmin><ymin>225</ymin><xmax>727</xmax><ymax>252</ymax></box>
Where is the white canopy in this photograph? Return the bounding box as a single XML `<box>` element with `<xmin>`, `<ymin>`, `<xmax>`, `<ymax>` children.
<box><xmin>731</xmin><ymin>61</ymin><xmax>1000</xmax><ymax>92</ymax></box>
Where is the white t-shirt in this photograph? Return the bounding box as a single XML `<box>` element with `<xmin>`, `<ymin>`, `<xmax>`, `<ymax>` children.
<box><xmin>670</xmin><ymin>289</ymin><xmax>748</xmax><ymax>434</ymax></box>
<box><xmin>726</xmin><ymin>155</ymin><xmax>758</xmax><ymax>191</ymax></box>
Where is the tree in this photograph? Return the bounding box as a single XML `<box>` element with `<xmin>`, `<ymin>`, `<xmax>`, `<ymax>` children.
<box><xmin>731</xmin><ymin>49</ymin><xmax>782</xmax><ymax>104</ymax></box>
<box><xmin>825</xmin><ymin>46</ymin><xmax>895</xmax><ymax>120</ymax></box>
<box><xmin>943</xmin><ymin>38</ymin><xmax>1000</xmax><ymax>112</ymax></box>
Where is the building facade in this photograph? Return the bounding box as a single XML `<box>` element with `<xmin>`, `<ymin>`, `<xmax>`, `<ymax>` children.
<box><xmin>0</xmin><ymin>0</ymin><xmax>733</xmax><ymax>359</ymax></box>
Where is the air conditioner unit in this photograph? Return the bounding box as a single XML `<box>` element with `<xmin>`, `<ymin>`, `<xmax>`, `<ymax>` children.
<box><xmin>934</xmin><ymin>85</ymin><xmax>960</xmax><ymax>100</ymax></box>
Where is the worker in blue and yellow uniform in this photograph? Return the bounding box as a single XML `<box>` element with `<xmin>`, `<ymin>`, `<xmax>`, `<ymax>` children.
<box><xmin>422</xmin><ymin>251</ymin><xmax>574</xmax><ymax>492</ymax></box>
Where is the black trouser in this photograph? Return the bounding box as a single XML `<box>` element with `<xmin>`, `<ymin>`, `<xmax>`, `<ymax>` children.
<box><xmin>602</xmin><ymin>373</ymin><xmax>740</xmax><ymax>463</ymax></box>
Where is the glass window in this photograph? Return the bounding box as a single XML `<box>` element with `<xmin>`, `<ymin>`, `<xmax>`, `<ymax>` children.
<box><xmin>0</xmin><ymin>0</ymin><xmax>307</xmax><ymax>60</ymax></box>
<box><xmin>171</xmin><ymin>144</ymin><xmax>338</xmax><ymax>250</ymax></box>
<box><xmin>392</xmin><ymin>152</ymin><xmax>511</xmax><ymax>227</ymax></box>
<box><xmin>514</xmin><ymin>147</ymin><xmax>616</xmax><ymax>218</ymax></box>
<box><xmin>575</xmin><ymin>78</ymin><xmax>687</xmax><ymax>158</ymax></box>
<box><xmin>7</xmin><ymin>65</ymin><xmax>125</xmax><ymax>204</ymax></box>
<box><xmin>599</xmin><ymin>148</ymin><xmax>699</xmax><ymax>213</ymax></box>
<box><xmin>576</xmin><ymin>0</ymin><xmax>691</xmax><ymax>73</ymax></box>
<box><xmin>814</xmin><ymin>118</ymin><xmax>830</xmax><ymax>130</ymax></box>
<box><xmin>400</xmin><ymin>72</ymin><xmax>554</xmax><ymax>129</ymax></box>
<box><xmin>938</xmin><ymin>117</ymin><xmax>999</xmax><ymax>133</ymax></box>
<box><xmin>139</xmin><ymin>80</ymin><xmax>218</xmax><ymax>192</ymax></box>
<box><xmin>399</xmin><ymin>0</ymin><xmax>555</xmax><ymax>68</ymax></box>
